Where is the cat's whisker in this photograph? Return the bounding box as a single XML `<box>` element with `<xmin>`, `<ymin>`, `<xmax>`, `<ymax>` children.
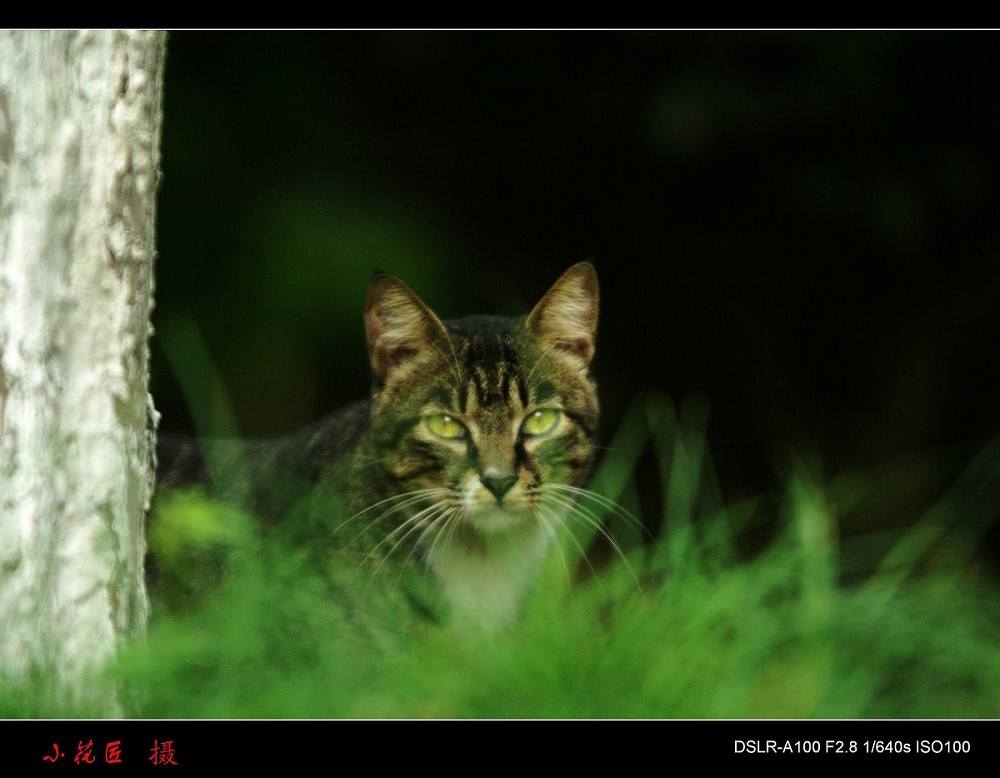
<box><xmin>365</xmin><ymin>514</ymin><xmax>442</xmax><ymax>586</ymax></box>
<box><xmin>361</xmin><ymin>515</ymin><xmax>428</xmax><ymax>575</ymax></box>
<box><xmin>418</xmin><ymin>505</ymin><xmax>463</xmax><ymax>570</ymax></box>
<box><xmin>361</xmin><ymin>500</ymin><xmax>450</xmax><ymax>576</ymax></box>
<box><xmin>331</xmin><ymin>487</ymin><xmax>452</xmax><ymax>537</ymax></box>
<box><xmin>544</xmin><ymin>483</ymin><xmax>649</xmax><ymax>537</ymax></box>
<box><xmin>537</xmin><ymin>501</ymin><xmax>602</xmax><ymax>582</ymax></box>
<box><xmin>392</xmin><ymin>505</ymin><xmax>463</xmax><ymax>590</ymax></box>
<box><xmin>338</xmin><ymin>487</ymin><xmax>447</xmax><ymax>525</ymax></box>
<box><xmin>441</xmin><ymin>506</ymin><xmax>466</xmax><ymax>555</ymax></box>
<box><xmin>361</xmin><ymin>507</ymin><xmax>444</xmax><ymax>597</ymax></box>
<box><xmin>541</xmin><ymin>489</ymin><xmax>641</xmax><ymax>588</ymax></box>
<box><xmin>534</xmin><ymin>505</ymin><xmax>573</xmax><ymax>585</ymax></box>
<box><xmin>404</xmin><ymin>505</ymin><xmax>453</xmax><ymax>566</ymax></box>
<box><xmin>590</xmin><ymin>444</ymin><xmax>627</xmax><ymax>454</ymax></box>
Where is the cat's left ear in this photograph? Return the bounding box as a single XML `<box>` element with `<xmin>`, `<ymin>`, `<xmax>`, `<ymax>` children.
<box><xmin>527</xmin><ymin>262</ymin><xmax>599</xmax><ymax>366</ymax></box>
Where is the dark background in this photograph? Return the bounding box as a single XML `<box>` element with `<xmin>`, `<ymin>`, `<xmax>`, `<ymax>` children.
<box><xmin>153</xmin><ymin>32</ymin><xmax>1000</xmax><ymax>547</ymax></box>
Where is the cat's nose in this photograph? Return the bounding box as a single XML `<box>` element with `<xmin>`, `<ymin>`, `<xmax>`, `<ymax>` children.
<box><xmin>482</xmin><ymin>472</ymin><xmax>517</xmax><ymax>502</ymax></box>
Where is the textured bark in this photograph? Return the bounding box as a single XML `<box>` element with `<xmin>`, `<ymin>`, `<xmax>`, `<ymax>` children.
<box><xmin>0</xmin><ymin>31</ymin><xmax>165</xmax><ymax>715</ymax></box>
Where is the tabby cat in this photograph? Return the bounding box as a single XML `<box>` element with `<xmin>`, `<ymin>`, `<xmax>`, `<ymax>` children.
<box><xmin>155</xmin><ymin>262</ymin><xmax>600</xmax><ymax>632</ymax></box>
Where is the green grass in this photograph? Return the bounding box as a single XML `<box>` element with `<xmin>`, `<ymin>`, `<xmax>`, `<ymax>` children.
<box><xmin>115</xmin><ymin>391</ymin><xmax>1000</xmax><ymax>718</ymax></box>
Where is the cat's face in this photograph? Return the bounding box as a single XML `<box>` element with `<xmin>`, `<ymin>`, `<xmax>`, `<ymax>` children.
<box><xmin>361</xmin><ymin>264</ymin><xmax>599</xmax><ymax>542</ymax></box>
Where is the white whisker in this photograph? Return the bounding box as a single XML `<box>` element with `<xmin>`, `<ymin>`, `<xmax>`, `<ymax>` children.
<box><xmin>535</xmin><ymin>504</ymin><xmax>573</xmax><ymax>584</ymax></box>
<box><xmin>422</xmin><ymin>506</ymin><xmax>463</xmax><ymax>568</ymax></box>
<box><xmin>542</xmin><ymin>489</ymin><xmax>640</xmax><ymax>587</ymax></box>
<box><xmin>404</xmin><ymin>505</ymin><xmax>456</xmax><ymax>569</ymax></box>
<box><xmin>539</xmin><ymin>500</ymin><xmax>603</xmax><ymax>581</ymax></box>
<box><xmin>362</xmin><ymin>500</ymin><xmax>451</xmax><ymax>579</ymax></box>
<box><xmin>545</xmin><ymin>483</ymin><xmax>648</xmax><ymax>537</ymax></box>
<box><xmin>331</xmin><ymin>487</ymin><xmax>451</xmax><ymax>537</ymax></box>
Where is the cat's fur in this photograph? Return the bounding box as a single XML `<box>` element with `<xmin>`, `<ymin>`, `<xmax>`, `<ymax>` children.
<box><xmin>155</xmin><ymin>263</ymin><xmax>600</xmax><ymax>632</ymax></box>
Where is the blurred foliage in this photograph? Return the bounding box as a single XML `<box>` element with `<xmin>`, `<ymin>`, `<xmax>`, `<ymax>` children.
<box><xmin>113</xmin><ymin>394</ymin><xmax>1000</xmax><ymax>718</ymax></box>
<box><xmin>5</xmin><ymin>391</ymin><xmax>998</xmax><ymax>718</ymax></box>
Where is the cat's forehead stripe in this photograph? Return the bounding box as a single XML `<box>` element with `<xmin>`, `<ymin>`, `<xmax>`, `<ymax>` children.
<box><xmin>472</xmin><ymin>355</ymin><xmax>526</xmax><ymax>412</ymax></box>
<box><xmin>444</xmin><ymin>326</ymin><xmax>513</xmax><ymax>408</ymax></box>
<box><xmin>433</xmin><ymin>318</ymin><xmax>584</xmax><ymax>419</ymax></box>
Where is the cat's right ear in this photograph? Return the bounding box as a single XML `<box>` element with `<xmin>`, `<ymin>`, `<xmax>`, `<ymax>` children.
<box><xmin>364</xmin><ymin>272</ymin><xmax>447</xmax><ymax>385</ymax></box>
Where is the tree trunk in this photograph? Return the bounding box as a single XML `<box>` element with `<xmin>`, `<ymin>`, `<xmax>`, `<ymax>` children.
<box><xmin>0</xmin><ymin>31</ymin><xmax>165</xmax><ymax>716</ymax></box>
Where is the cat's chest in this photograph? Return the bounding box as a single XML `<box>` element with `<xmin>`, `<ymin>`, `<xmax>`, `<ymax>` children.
<box><xmin>425</xmin><ymin>523</ymin><xmax>551</xmax><ymax>633</ymax></box>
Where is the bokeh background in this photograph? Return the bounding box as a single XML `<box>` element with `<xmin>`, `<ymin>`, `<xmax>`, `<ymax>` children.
<box><xmin>153</xmin><ymin>32</ymin><xmax>1000</xmax><ymax>560</ymax></box>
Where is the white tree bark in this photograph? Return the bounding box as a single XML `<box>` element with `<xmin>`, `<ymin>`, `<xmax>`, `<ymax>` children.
<box><xmin>0</xmin><ymin>31</ymin><xmax>165</xmax><ymax>715</ymax></box>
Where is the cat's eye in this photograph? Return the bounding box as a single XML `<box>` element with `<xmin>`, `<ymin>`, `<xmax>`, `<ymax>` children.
<box><xmin>521</xmin><ymin>408</ymin><xmax>561</xmax><ymax>436</ymax></box>
<box><xmin>425</xmin><ymin>414</ymin><xmax>467</xmax><ymax>440</ymax></box>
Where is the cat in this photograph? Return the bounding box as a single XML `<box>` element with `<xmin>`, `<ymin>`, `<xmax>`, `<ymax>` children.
<box><xmin>154</xmin><ymin>262</ymin><xmax>600</xmax><ymax>633</ymax></box>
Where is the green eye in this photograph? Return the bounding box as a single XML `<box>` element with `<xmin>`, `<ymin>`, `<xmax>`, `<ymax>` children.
<box><xmin>426</xmin><ymin>414</ymin><xmax>467</xmax><ymax>440</ymax></box>
<box><xmin>522</xmin><ymin>408</ymin><xmax>561</xmax><ymax>436</ymax></box>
